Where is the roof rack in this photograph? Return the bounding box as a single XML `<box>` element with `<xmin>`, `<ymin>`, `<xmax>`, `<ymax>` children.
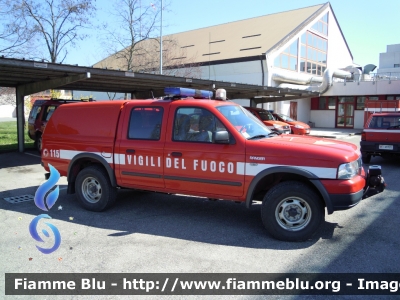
<box><xmin>51</xmin><ymin>98</ymin><xmax>95</xmax><ymax>102</ymax></box>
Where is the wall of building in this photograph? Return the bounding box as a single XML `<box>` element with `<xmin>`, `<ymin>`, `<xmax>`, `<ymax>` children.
<box><xmin>274</xmin><ymin>99</ymin><xmax>311</xmax><ymax>123</ymax></box>
<box><xmin>0</xmin><ymin>105</ymin><xmax>16</xmax><ymax>118</ymax></box>
<box><xmin>379</xmin><ymin>44</ymin><xmax>400</xmax><ymax>70</ymax></box>
<box><xmin>354</xmin><ymin>110</ymin><xmax>364</xmax><ymax>128</ymax></box>
<box><xmin>325</xmin><ymin>11</ymin><xmax>353</xmax><ymax>69</ymax></box>
<box><xmin>323</xmin><ymin>79</ymin><xmax>400</xmax><ymax>96</ymax></box>
<box><xmin>310</xmin><ymin>110</ymin><xmax>335</xmax><ymax>128</ymax></box>
<box><xmin>231</xmin><ymin>99</ymin><xmax>250</xmax><ymax>106</ymax></box>
<box><xmin>296</xmin><ymin>98</ymin><xmax>311</xmax><ymax>123</ymax></box>
<box><xmin>195</xmin><ymin>60</ymin><xmax>264</xmax><ymax>85</ymax></box>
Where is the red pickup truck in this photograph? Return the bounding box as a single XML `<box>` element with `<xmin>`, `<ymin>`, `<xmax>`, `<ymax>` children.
<box><xmin>360</xmin><ymin>112</ymin><xmax>400</xmax><ymax>163</ymax></box>
<box><xmin>41</xmin><ymin>87</ymin><xmax>385</xmax><ymax>242</ymax></box>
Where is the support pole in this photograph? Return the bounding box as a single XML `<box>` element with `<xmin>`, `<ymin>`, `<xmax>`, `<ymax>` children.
<box><xmin>16</xmin><ymin>87</ymin><xmax>25</xmax><ymax>153</ymax></box>
<box><xmin>160</xmin><ymin>0</ymin><xmax>163</xmax><ymax>75</ymax></box>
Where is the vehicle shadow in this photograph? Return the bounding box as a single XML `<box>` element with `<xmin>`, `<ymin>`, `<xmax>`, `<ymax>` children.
<box><xmin>0</xmin><ymin>150</ymin><xmax>40</xmax><ymax>168</ymax></box>
<box><xmin>0</xmin><ymin>185</ymin><xmax>337</xmax><ymax>250</ymax></box>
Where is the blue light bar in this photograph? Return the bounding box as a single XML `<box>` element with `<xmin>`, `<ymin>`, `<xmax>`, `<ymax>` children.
<box><xmin>164</xmin><ymin>87</ymin><xmax>213</xmax><ymax>99</ymax></box>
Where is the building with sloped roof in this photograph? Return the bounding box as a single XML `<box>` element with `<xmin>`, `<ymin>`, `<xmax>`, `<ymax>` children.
<box><xmin>96</xmin><ymin>2</ymin><xmax>400</xmax><ymax>129</ymax></box>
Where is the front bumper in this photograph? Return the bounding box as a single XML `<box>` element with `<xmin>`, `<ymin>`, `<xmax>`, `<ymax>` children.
<box><xmin>330</xmin><ymin>189</ymin><xmax>364</xmax><ymax>211</ymax></box>
<box><xmin>291</xmin><ymin>127</ymin><xmax>311</xmax><ymax>135</ymax></box>
<box><xmin>328</xmin><ymin>165</ymin><xmax>385</xmax><ymax>212</ymax></box>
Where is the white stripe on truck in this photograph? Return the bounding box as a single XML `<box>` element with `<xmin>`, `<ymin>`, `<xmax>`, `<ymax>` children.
<box><xmin>58</xmin><ymin>150</ymin><xmax>337</xmax><ymax>179</ymax></box>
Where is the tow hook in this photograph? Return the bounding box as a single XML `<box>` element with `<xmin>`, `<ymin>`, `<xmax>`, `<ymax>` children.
<box><xmin>363</xmin><ymin>165</ymin><xmax>386</xmax><ymax>198</ymax></box>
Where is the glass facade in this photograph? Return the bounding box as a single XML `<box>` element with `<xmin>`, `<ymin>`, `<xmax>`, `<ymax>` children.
<box><xmin>274</xmin><ymin>39</ymin><xmax>298</xmax><ymax>71</ymax></box>
<box><xmin>299</xmin><ymin>31</ymin><xmax>327</xmax><ymax>75</ymax></box>
<box><xmin>273</xmin><ymin>13</ymin><xmax>328</xmax><ymax>75</ymax></box>
<box><xmin>311</xmin><ymin>13</ymin><xmax>328</xmax><ymax>36</ymax></box>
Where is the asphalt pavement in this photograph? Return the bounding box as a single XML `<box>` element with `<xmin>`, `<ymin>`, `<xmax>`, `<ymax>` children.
<box><xmin>309</xmin><ymin>127</ymin><xmax>361</xmax><ymax>138</ymax></box>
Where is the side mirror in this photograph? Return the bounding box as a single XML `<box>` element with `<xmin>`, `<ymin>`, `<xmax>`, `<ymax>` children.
<box><xmin>213</xmin><ymin>131</ymin><xmax>230</xmax><ymax>144</ymax></box>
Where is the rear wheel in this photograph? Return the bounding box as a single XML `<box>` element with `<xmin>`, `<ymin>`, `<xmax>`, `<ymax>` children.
<box><xmin>261</xmin><ymin>181</ymin><xmax>324</xmax><ymax>242</ymax></box>
<box><xmin>35</xmin><ymin>133</ymin><xmax>42</xmax><ymax>152</ymax></box>
<box><xmin>75</xmin><ymin>165</ymin><xmax>117</xmax><ymax>211</ymax></box>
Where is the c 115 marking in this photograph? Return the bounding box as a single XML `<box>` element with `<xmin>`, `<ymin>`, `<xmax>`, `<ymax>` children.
<box><xmin>50</xmin><ymin>150</ymin><xmax>60</xmax><ymax>158</ymax></box>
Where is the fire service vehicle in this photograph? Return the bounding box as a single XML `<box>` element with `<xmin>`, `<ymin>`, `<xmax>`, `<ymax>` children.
<box><xmin>41</xmin><ymin>87</ymin><xmax>385</xmax><ymax>241</ymax></box>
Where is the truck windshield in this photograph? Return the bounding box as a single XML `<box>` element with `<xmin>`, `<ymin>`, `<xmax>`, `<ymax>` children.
<box><xmin>258</xmin><ymin>110</ymin><xmax>275</xmax><ymax>121</ymax></box>
<box><xmin>217</xmin><ymin>105</ymin><xmax>272</xmax><ymax>139</ymax></box>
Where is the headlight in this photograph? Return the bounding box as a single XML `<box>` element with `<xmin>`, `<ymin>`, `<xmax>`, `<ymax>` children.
<box><xmin>295</xmin><ymin>125</ymin><xmax>304</xmax><ymax>129</ymax></box>
<box><xmin>273</xmin><ymin>124</ymin><xmax>282</xmax><ymax>129</ymax></box>
<box><xmin>338</xmin><ymin>157</ymin><xmax>362</xmax><ymax>179</ymax></box>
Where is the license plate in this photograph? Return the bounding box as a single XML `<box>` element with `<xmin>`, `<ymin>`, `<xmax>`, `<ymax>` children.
<box><xmin>379</xmin><ymin>145</ymin><xmax>393</xmax><ymax>150</ymax></box>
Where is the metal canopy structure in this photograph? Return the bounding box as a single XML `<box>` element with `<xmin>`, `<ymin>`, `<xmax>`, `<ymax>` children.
<box><xmin>0</xmin><ymin>57</ymin><xmax>319</xmax><ymax>152</ymax></box>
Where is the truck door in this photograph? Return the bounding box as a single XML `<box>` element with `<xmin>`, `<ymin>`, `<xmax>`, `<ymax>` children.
<box><xmin>163</xmin><ymin>105</ymin><xmax>245</xmax><ymax>197</ymax></box>
<box><xmin>116</xmin><ymin>103</ymin><xmax>166</xmax><ymax>189</ymax></box>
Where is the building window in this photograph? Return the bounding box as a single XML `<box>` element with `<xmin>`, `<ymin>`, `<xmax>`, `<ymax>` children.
<box><xmin>368</xmin><ymin>96</ymin><xmax>379</xmax><ymax>101</ymax></box>
<box><xmin>339</xmin><ymin>97</ymin><xmax>354</xmax><ymax>103</ymax></box>
<box><xmin>356</xmin><ymin>96</ymin><xmax>365</xmax><ymax>110</ymax></box>
<box><xmin>387</xmin><ymin>95</ymin><xmax>400</xmax><ymax>100</ymax></box>
<box><xmin>394</xmin><ymin>64</ymin><xmax>400</xmax><ymax>68</ymax></box>
<box><xmin>274</xmin><ymin>39</ymin><xmax>298</xmax><ymax>71</ymax></box>
<box><xmin>300</xmin><ymin>31</ymin><xmax>327</xmax><ymax>75</ymax></box>
<box><xmin>318</xmin><ymin>97</ymin><xmax>336</xmax><ymax>110</ymax></box>
<box><xmin>311</xmin><ymin>13</ymin><xmax>329</xmax><ymax>36</ymax></box>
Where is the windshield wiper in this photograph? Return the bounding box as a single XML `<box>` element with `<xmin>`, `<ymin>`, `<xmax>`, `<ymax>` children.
<box><xmin>247</xmin><ymin>134</ymin><xmax>270</xmax><ymax>140</ymax></box>
<box><xmin>268</xmin><ymin>131</ymin><xmax>281</xmax><ymax>136</ymax></box>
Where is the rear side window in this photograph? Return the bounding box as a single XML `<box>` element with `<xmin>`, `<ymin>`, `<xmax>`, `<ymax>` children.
<box><xmin>29</xmin><ymin>106</ymin><xmax>41</xmax><ymax>120</ymax></box>
<box><xmin>43</xmin><ymin>106</ymin><xmax>57</xmax><ymax>121</ymax></box>
<box><xmin>369</xmin><ymin>116</ymin><xmax>400</xmax><ymax>129</ymax></box>
<box><xmin>128</xmin><ymin>107</ymin><xmax>163</xmax><ymax>140</ymax></box>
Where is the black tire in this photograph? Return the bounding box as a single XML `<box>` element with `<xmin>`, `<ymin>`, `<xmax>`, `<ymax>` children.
<box><xmin>75</xmin><ymin>165</ymin><xmax>117</xmax><ymax>212</ymax></box>
<box><xmin>361</xmin><ymin>152</ymin><xmax>371</xmax><ymax>164</ymax></box>
<box><xmin>35</xmin><ymin>133</ymin><xmax>42</xmax><ymax>153</ymax></box>
<box><xmin>261</xmin><ymin>181</ymin><xmax>324</xmax><ymax>242</ymax></box>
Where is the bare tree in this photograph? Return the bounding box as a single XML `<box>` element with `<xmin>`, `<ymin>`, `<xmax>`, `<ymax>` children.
<box><xmin>98</xmin><ymin>0</ymin><xmax>202</xmax><ymax>78</ymax></box>
<box><xmin>126</xmin><ymin>36</ymin><xmax>202</xmax><ymax>78</ymax></box>
<box><xmin>8</xmin><ymin>0</ymin><xmax>96</xmax><ymax>63</ymax></box>
<box><xmin>100</xmin><ymin>0</ymin><xmax>165</xmax><ymax>71</ymax></box>
<box><xmin>0</xmin><ymin>0</ymin><xmax>32</xmax><ymax>56</ymax></box>
<box><xmin>0</xmin><ymin>87</ymin><xmax>16</xmax><ymax>105</ymax></box>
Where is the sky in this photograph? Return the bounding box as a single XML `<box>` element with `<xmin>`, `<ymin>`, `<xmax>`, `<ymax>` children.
<box><xmin>64</xmin><ymin>0</ymin><xmax>399</xmax><ymax>70</ymax></box>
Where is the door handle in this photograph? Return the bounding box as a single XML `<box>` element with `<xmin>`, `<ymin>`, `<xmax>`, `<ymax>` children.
<box><xmin>126</xmin><ymin>149</ymin><xmax>135</xmax><ymax>153</ymax></box>
<box><xmin>171</xmin><ymin>152</ymin><xmax>182</xmax><ymax>157</ymax></box>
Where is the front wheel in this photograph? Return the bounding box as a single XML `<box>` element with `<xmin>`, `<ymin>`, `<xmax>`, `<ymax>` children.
<box><xmin>261</xmin><ymin>181</ymin><xmax>324</xmax><ymax>242</ymax></box>
<box><xmin>75</xmin><ymin>165</ymin><xmax>117</xmax><ymax>211</ymax></box>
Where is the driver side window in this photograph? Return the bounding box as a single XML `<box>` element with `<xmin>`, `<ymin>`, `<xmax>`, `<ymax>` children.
<box><xmin>173</xmin><ymin>107</ymin><xmax>227</xmax><ymax>143</ymax></box>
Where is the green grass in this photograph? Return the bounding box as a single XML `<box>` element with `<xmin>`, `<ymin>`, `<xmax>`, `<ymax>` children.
<box><xmin>0</xmin><ymin>121</ymin><xmax>35</xmax><ymax>151</ymax></box>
